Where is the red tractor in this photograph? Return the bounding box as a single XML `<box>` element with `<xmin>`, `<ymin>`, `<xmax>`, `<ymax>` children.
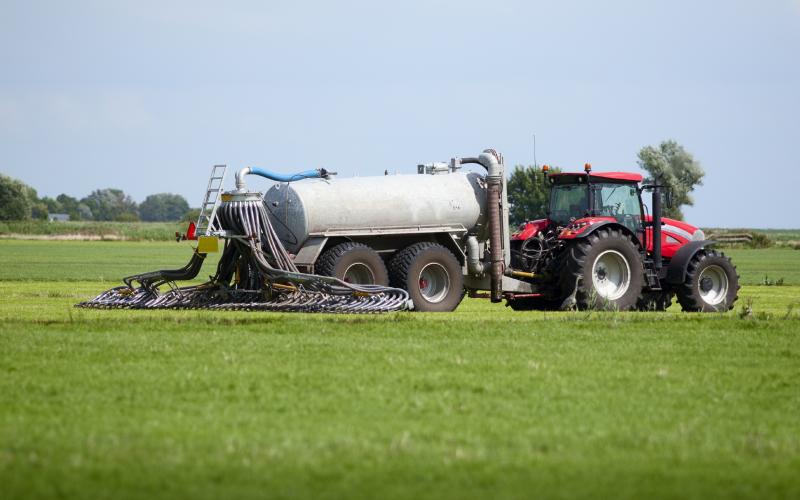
<box><xmin>506</xmin><ymin>164</ymin><xmax>739</xmax><ymax>312</ymax></box>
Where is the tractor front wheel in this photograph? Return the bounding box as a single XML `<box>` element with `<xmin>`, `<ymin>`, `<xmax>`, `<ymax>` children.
<box><xmin>676</xmin><ymin>250</ymin><xmax>739</xmax><ymax>312</ymax></box>
<box><xmin>560</xmin><ymin>228</ymin><xmax>644</xmax><ymax>311</ymax></box>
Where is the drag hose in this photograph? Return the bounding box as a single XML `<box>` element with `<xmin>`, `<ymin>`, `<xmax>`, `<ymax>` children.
<box><xmin>77</xmin><ymin>196</ymin><xmax>411</xmax><ymax>313</ymax></box>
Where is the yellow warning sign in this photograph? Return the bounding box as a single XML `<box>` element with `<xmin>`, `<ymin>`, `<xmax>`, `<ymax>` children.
<box><xmin>197</xmin><ymin>236</ymin><xmax>219</xmax><ymax>253</ymax></box>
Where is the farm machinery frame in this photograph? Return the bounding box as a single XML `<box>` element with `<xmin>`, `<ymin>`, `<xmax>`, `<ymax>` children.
<box><xmin>79</xmin><ymin>148</ymin><xmax>738</xmax><ymax>313</ymax></box>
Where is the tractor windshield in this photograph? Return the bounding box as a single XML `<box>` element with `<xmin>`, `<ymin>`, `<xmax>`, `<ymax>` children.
<box><xmin>549</xmin><ymin>181</ymin><xmax>642</xmax><ymax>232</ymax></box>
<box><xmin>592</xmin><ymin>182</ymin><xmax>643</xmax><ymax>233</ymax></box>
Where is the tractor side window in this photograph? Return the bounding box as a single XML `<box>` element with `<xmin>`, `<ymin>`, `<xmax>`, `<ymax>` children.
<box><xmin>594</xmin><ymin>183</ymin><xmax>642</xmax><ymax>233</ymax></box>
<box><xmin>550</xmin><ymin>184</ymin><xmax>588</xmax><ymax>225</ymax></box>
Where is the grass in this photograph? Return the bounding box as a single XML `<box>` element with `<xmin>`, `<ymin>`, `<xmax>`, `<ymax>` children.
<box><xmin>0</xmin><ymin>220</ymin><xmax>183</xmax><ymax>241</ymax></box>
<box><xmin>723</xmin><ymin>248</ymin><xmax>800</xmax><ymax>285</ymax></box>
<box><xmin>0</xmin><ymin>240</ymin><xmax>797</xmax><ymax>286</ymax></box>
<box><xmin>0</xmin><ymin>240</ymin><xmax>221</xmax><ymax>282</ymax></box>
<box><xmin>1</xmin><ymin>240</ymin><xmax>799</xmax><ymax>499</ymax></box>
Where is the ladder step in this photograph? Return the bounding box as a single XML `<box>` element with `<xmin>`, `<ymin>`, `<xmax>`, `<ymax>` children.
<box><xmin>196</xmin><ymin>164</ymin><xmax>228</xmax><ymax>237</ymax></box>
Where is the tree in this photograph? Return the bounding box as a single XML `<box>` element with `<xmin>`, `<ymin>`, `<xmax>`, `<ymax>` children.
<box><xmin>55</xmin><ymin>194</ymin><xmax>89</xmax><ymax>220</ymax></box>
<box><xmin>507</xmin><ymin>164</ymin><xmax>561</xmax><ymax>227</ymax></box>
<box><xmin>81</xmin><ymin>189</ymin><xmax>138</xmax><ymax>221</ymax></box>
<box><xmin>139</xmin><ymin>193</ymin><xmax>190</xmax><ymax>222</ymax></box>
<box><xmin>77</xmin><ymin>203</ymin><xmax>93</xmax><ymax>220</ymax></box>
<box><xmin>0</xmin><ymin>174</ymin><xmax>34</xmax><ymax>220</ymax></box>
<box><xmin>637</xmin><ymin>140</ymin><xmax>705</xmax><ymax>220</ymax></box>
<box><xmin>182</xmin><ymin>208</ymin><xmax>201</xmax><ymax>223</ymax></box>
<box><xmin>42</xmin><ymin>196</ymin><xmax>63</xmax><ymax>214</ymax></box>
<box><xmin>30</xmin><ymin>200</ymin><xmax>48</xmax><ymax>220</ymax></box>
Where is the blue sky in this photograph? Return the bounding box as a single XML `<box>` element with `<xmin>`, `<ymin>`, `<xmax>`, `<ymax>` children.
<box><xmin>1</xmin><ymin>0</ymin><xmax>798</xmax><ymax>227</ymax></box>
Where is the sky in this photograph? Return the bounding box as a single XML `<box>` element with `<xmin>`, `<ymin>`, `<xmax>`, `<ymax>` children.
<box><xmin>1</xmin><ymin>0</ymin><xmax>799</xmax><ymax>228</ymax></box>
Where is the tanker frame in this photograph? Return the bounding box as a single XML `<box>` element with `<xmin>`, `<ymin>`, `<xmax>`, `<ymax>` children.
<box><xmin>238</xmin><ymin>149</ymin><xmax>528</xmax><ymax>312</ymax></box>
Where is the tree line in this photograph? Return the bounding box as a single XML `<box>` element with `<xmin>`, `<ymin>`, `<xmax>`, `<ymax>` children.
<box><xmin>2</xmin><ymin>140</ymin><xmax>703</xmax><ymax>224</ymax></box>
<box><xmin>0</xmin><ymin>175</ymin><xmax>196</xmax><ymax>222</ymax></box>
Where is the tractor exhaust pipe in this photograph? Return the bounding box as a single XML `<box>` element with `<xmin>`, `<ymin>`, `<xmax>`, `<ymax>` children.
<box><xmin>652</xmin><ymin>183</ymin><xmax>662</xmax><ymax>271</ymax></box>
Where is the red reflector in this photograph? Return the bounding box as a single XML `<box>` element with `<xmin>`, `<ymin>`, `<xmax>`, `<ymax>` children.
<box><xmin>187</xmin><ymin>222</ymin><xmax>197</xmax><ymax>240</ymax></box>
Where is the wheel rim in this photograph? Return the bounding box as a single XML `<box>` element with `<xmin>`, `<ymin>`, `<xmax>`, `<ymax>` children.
<box><xmin>343</xmin><ymin>263</ymin><xmax>375</xmax><ymax>284</ymax></box>
<box><xmin>591</xmin><ymin>250</ymin><xmax>631</xmax><ymax>301</ymax></box>
<box><xmin>698</xmin><ymin>264</ymin><xmax>729</xmax><ymax>305</ymax></box>
<box><xmin>418</xmin><ymin>263</ymin><xmax>450</xmax><ymax>303</ymax></box>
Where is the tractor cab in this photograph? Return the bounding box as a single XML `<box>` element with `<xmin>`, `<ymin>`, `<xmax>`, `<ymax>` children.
<box><xmin>547</xmin><ymin>169</ymin><xmax>644</xmax><ymax>235</ymax></box>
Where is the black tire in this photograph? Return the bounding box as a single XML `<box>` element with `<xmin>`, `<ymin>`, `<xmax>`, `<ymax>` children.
<box><xmin>559</xmin><ymin>228</ymin><xmax>644</xmax><ymax>311</ymax></box>
<box><xmin>389</xmin><ymin>242</ymin><xmax>464</xmax><ymax>312</ymax></box>
<box><xmin>316</xmin><ymin>242</ymin><xmax>389</xmax><ymax>286</ymax></box>
<box><xmin>636</xmin><ymin>291</ymin><xmax>674</xmax><ymax>311</ymax></box>
<box><xmin>676</xmin><ymin>249</ymin><xmax>739</xmax><ymax>312</ymax></box>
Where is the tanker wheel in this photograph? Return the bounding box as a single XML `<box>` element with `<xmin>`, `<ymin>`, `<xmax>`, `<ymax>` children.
<box><xmin>636</xmin><ymin>290</ymin><xmax>674</xmax><ymax>311</ymax></box>
<box><xmin>559</xmin><ymin>227</ymin><xmax>644</xmax><ymax>311</ymax></box>
<box><xmin>389</xmin><ymin>242</ymin><xmax>464</xmax><ymax>312</ymax></box>
<box><xmin>316</xmin><ymin>242</ymin><xmax>389</xmax><ymax>286</ymax></box>
<box><xmin>676</xmin><ymin>249</ymin><xmax>739</xmax><ymax>312</ymax></box>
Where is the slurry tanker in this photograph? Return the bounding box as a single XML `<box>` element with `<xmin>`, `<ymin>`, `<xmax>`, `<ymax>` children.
<box><xmin>79</xmin><ymin>149</ymin><xmax>738</xmax><ymax>313</ymax></box>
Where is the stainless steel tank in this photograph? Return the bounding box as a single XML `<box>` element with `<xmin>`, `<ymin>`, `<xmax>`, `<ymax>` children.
<box><xmin>263</xmin><ymin>172</ymin><xmax>487</xmax><ymax>253</ymax></box>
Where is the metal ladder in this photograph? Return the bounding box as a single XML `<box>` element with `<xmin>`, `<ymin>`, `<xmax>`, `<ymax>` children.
<box><xmin>195</xmin><ymin>165</ymin><xmax>228</xmax><ymax>236</ymax></box>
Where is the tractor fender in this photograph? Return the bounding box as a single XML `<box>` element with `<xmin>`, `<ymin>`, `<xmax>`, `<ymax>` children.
<box><xmin>665</xmin><ymin>240</ymin><xmax>716</xmax><ymax>285</ymax></box>
<box><xmin>562</xmin><ymin>221</ymin><xmax>643</xmax><ymax>248</ymax></box>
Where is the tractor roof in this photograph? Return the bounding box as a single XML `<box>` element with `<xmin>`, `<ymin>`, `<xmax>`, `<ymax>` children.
<box><xmin>549</xmin><ymin>172</ymin><xmax>643</xmax><ymax>183</ymax></box>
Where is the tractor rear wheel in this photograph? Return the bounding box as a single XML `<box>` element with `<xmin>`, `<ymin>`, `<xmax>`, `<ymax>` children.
<box><xmin>676</xmin><ymin>250</ymin><xmax>739</xmax><ymax>312</ymax></box>
<box><xmin>559</xmin><ymin>228</ymin><xmax>644</xmax><ymax>311</ymax></box>
<box><xmin>316</xmin><ymin>242</ymin><xmax>389</xmax><ymax>286</ymax></box>
<box><xmin>389</xmin><ymin>242</ymin><xmax>464</xmax><ymax>312</ymax></box>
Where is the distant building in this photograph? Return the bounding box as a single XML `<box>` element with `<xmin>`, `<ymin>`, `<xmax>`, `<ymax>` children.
<box><xmin>48</xmin><ymin>213</ymin><xmax>70</xmax><ymax>222</ymax></box>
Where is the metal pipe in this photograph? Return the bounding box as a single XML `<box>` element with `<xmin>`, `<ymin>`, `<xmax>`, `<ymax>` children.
<box><xmin>476</xmin><ymin>150</ymin><xmax>505</xmax><ymax>303</ymax></box>
<box><xmin>458</xmin><ymin>157</ymin><xmax>483</xmax><ymax>169</ymax></box>
<box><xmin>510</xmin><ymin>270</ymin><xmax>541</xmax><ymax>279</ymax></box>
<box><xmin>486</xmin><ymin>179</ymin><xmax>503</xmax><ymax>302</ymax></box>
<box><xmin>477</xmin><ymin>150</ymin><xmax>503</xmax><ymax>178</ymax></box>
<box><xmin>466</xmin><ymin>235</ymin><xmax>487</xmax><ymax>276</ymax></box>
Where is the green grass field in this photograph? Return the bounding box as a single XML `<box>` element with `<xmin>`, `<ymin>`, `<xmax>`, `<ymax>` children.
<box><xmin>0</xmin><ymin>220</ymin><xmax>182</xmax><ymax>241</ymax></box>
<box><xmin>1</xmin><ymin>241</ymin><xmax>799</xmax><ymax>499</ymax></box>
